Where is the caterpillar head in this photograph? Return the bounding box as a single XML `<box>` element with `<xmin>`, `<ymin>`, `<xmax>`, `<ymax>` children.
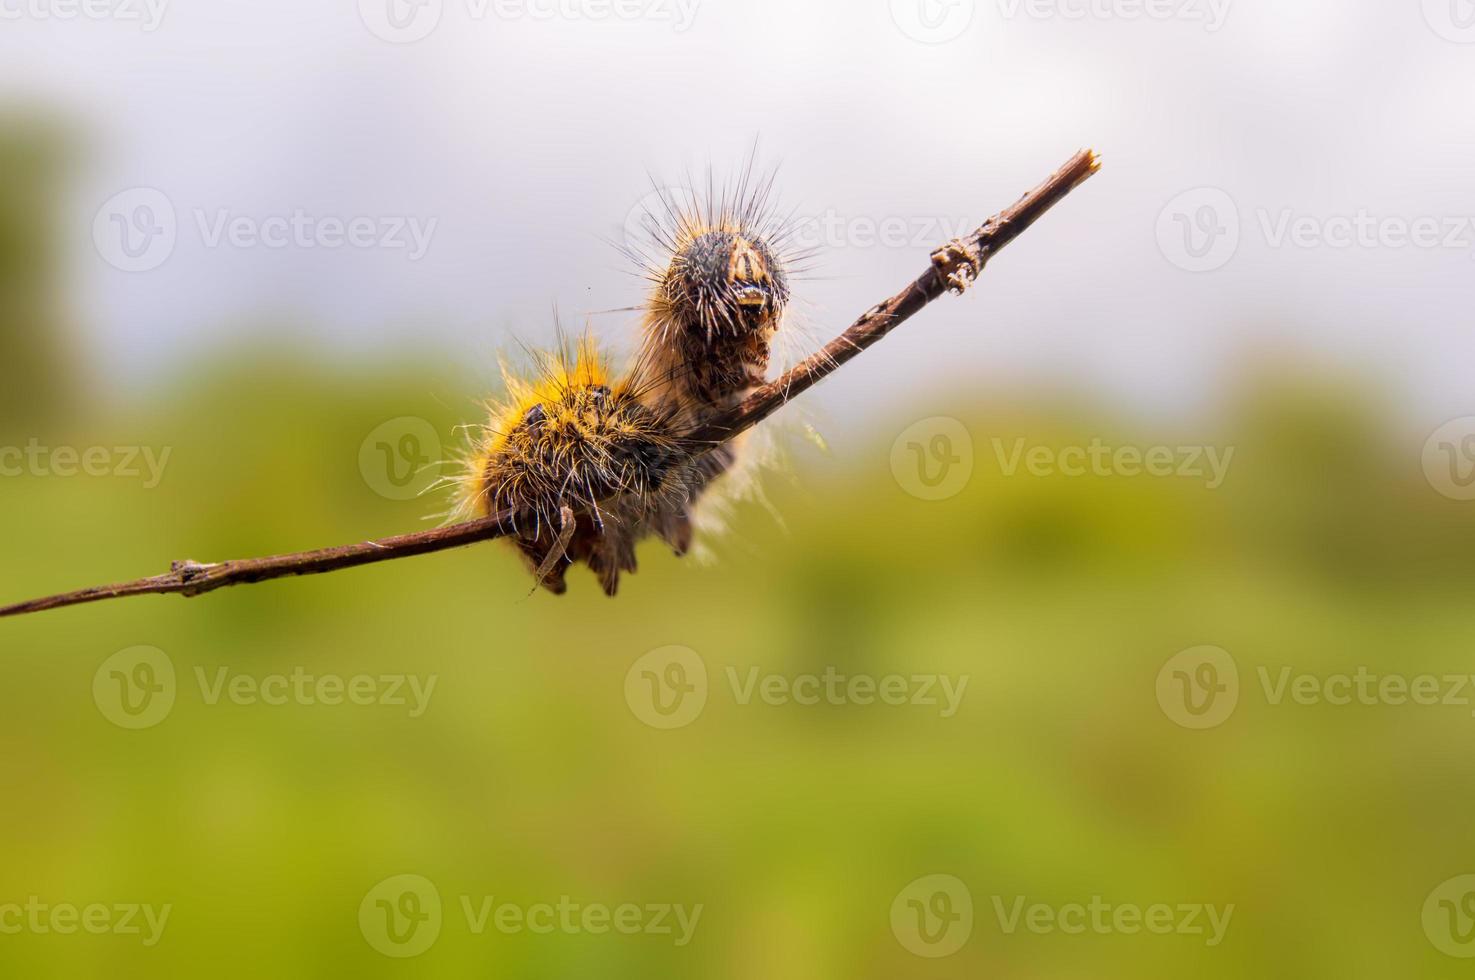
<box><xmin>659</xmin><ymin>228</ymin><xmax>791</xmax><ymax>341</ymax></box>
<box><xmin>646</xmin><ymin>218</ymin><xmax>795</xmax><ymax>411</ymax></box>
<box><xmin>630</xmin><ymin>163</ymin><xmax>806</xmax><ymax>413</ymax></box>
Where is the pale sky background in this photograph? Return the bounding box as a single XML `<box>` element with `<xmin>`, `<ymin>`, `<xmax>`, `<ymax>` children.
<box><xmin>2</xmin><ymin>0</ymin><xmax>1473</xmax><ymax>439</ymax></box>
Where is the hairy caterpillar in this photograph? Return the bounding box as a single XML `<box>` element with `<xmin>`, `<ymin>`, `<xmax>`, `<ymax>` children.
<box><xmin>454</xmin><ymin>340</ymin><xmax>685</xmax><ymax>595</ymax></box>
<box><xmin>458</xmin><ymin>158</ymin><xmax>808</xmax><ymax>595</ymax></box>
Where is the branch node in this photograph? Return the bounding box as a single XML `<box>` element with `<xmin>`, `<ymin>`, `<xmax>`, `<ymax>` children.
<box><xmin>170</xmin><ymin>560</ymin><xmax>215</xmax><ymax>584</ymax></box>
<box><xmin>931</xmin><ymin>239</ymin><xmax>982</xmax><ymax>295</ymax></box>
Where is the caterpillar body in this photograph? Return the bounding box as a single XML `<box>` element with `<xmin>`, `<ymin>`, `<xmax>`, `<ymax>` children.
<box><xmin>455</xmin><ymin>342</ymin><xmax>683</xmax><ymax>594</ymax></box>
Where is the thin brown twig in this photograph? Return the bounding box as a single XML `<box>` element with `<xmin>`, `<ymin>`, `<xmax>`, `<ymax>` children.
<box><xmin>0</xmin><ymin>149</ymin><xmax>1100</xmax><ymax>620</ymax></box>
<box><xmin>681</xmin><ymin>149</ymin><xmax>1101</xmax><ymax>449</ymax></box>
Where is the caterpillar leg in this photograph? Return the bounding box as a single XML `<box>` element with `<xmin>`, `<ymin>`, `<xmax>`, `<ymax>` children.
<box><xmin>587</xmin><ymin>527</ymin><xmax>637</xmax><ymax>597</ymax></box>
<box><xmin>530</xmin><ymin>505</ymin><xmax>577</xmax><ymax>595</ymax></box>
<box><xmin>649</xmin><ymin>441</ymin><xmax>738</xmax><ymax>557</ymax></box>
<box><xmin>654</xmin><ymin>510</ymin><xmax>693</xmax><ymax>557</ymax></box>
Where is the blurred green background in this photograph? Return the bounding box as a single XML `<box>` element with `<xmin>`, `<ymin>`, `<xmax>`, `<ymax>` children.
<box><xmin>4</xmin><ymin>122</ymin><xmax>1475</xmax><ymax>980</ymax></box>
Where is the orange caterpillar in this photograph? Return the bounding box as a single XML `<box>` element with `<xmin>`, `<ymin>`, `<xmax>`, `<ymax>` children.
<box><xmin>455</xmin><ymin>340</ymin><xmax>683</xmax><ymax>595</ymax></box>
